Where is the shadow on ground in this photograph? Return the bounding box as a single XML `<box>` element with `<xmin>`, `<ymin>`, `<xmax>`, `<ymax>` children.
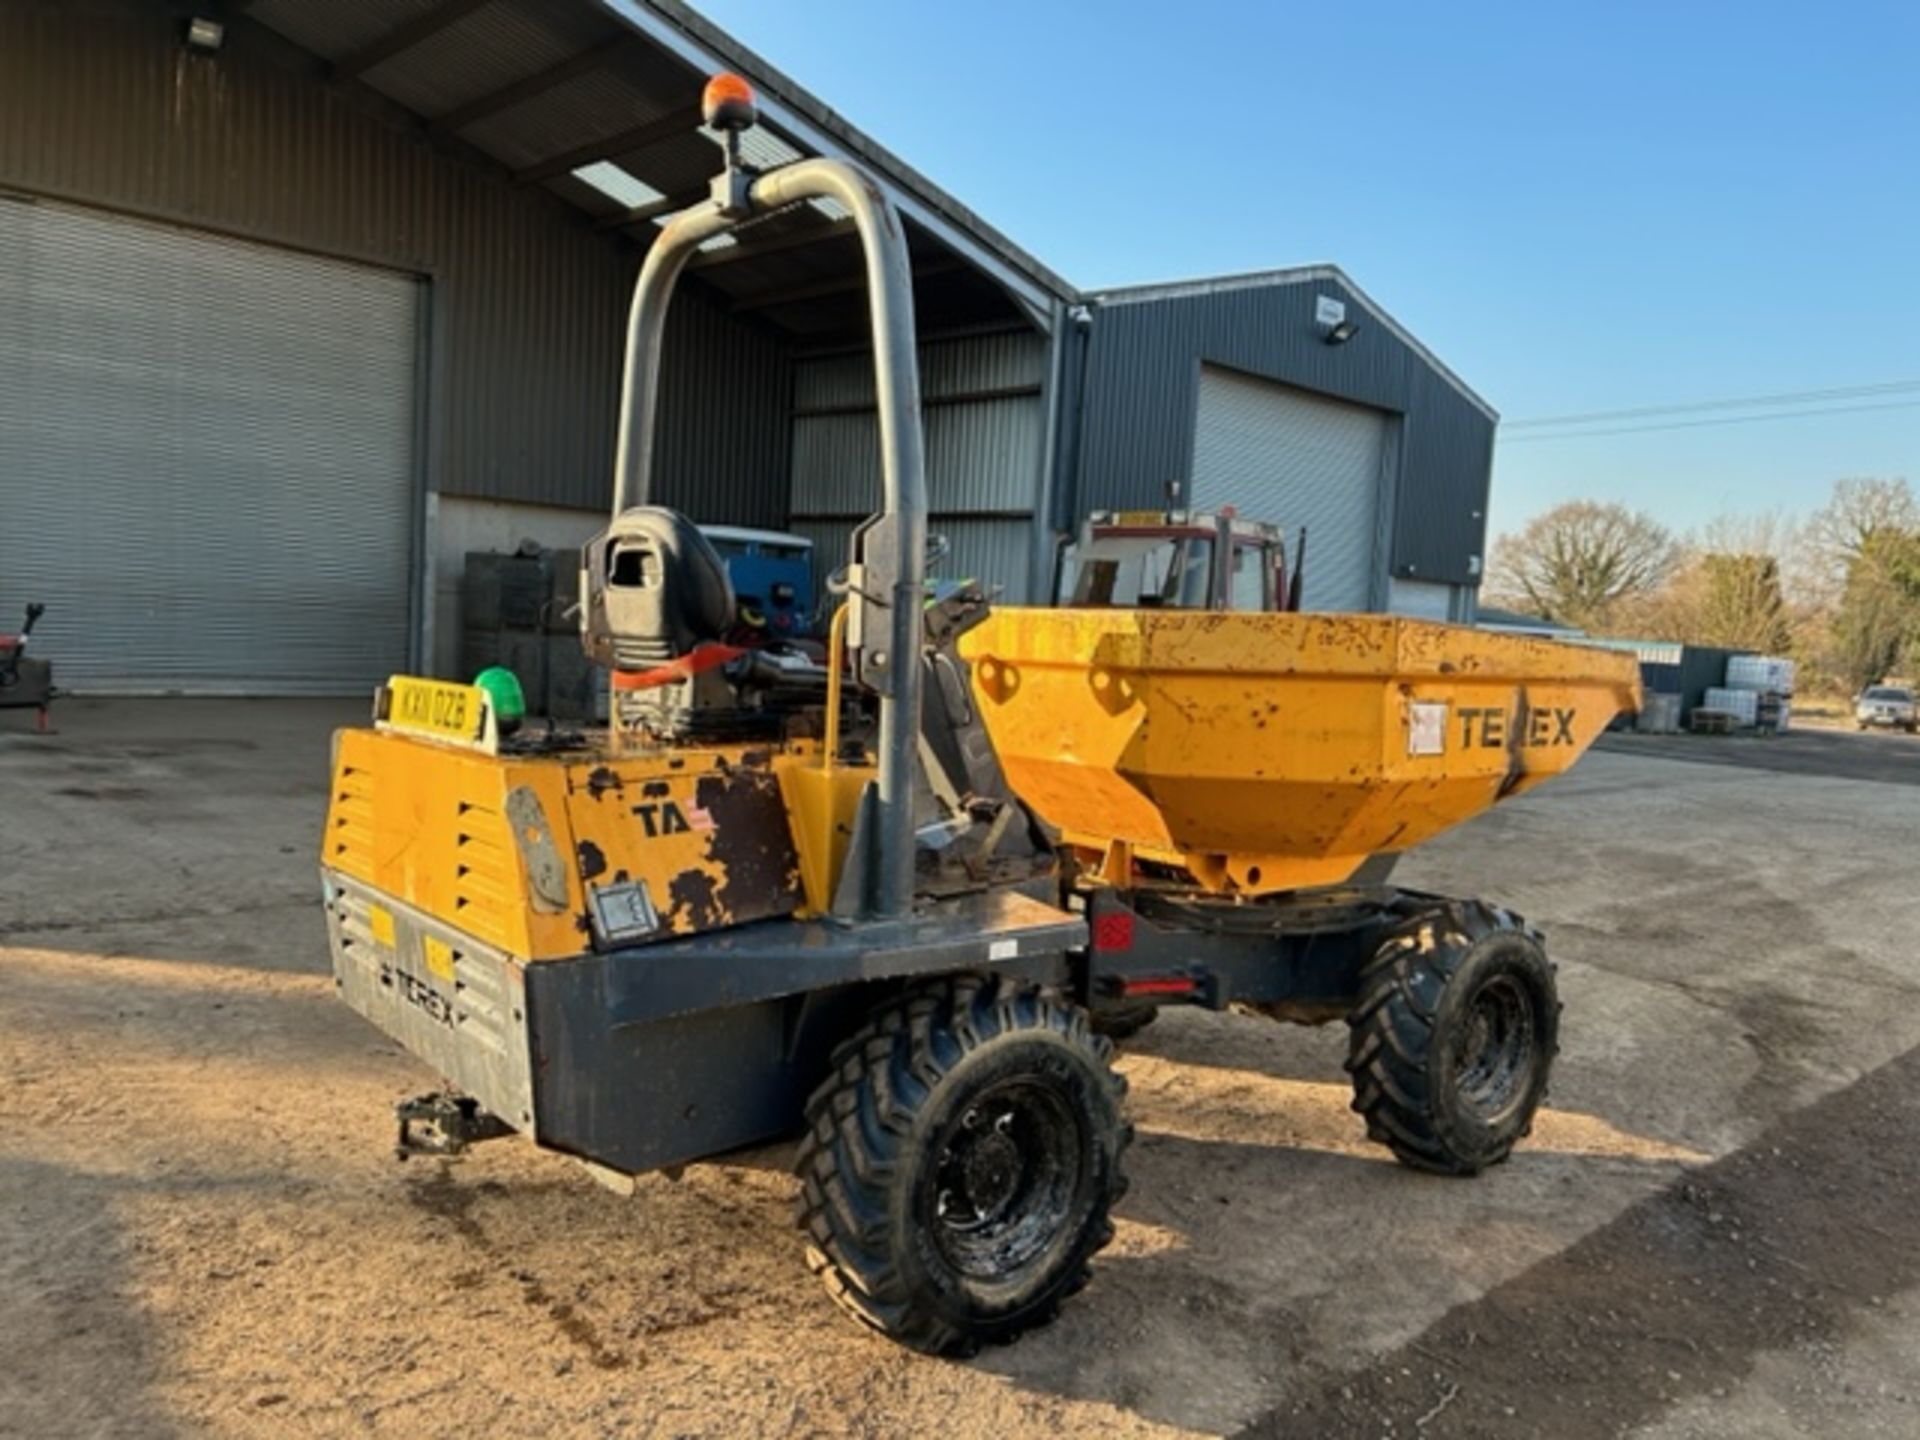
<box><xmin>0</xmin><ymin>1157</ymin><xmax>180</xmax><ymax>1439</ymax></box>
<box><xmin>1599</xmin><ymin>727</ymin><xmax>1920</xmax><ymax>786</ymax></box>
<box><xmin>1241</xmin><ymin>1039</ymin><xmax>1920</xmax><ymax>1439</ymax></box>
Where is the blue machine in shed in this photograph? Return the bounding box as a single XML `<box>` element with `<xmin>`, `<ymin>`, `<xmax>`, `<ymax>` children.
<box><xmin>698</xmin><ymin>525</ymin><xmax>816</xmax><ymax>639</ymax></box>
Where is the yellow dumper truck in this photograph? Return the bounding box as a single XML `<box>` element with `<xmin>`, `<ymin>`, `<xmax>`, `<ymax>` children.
<box><xmin>321</xmin><ymin>75</ymin><xmax>1640</xmax><ymax>1354</ymax></box>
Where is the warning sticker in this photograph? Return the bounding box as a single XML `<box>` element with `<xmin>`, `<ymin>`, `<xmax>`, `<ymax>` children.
<box><xmin>1407</xmin><ymin>701</ymin><xmax>1449</xmax><ymax>757</ymax></box>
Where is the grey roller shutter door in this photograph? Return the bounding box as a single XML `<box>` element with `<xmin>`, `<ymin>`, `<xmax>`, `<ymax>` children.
<box><xmin>1190</xmin><ymin>365</ymin><xmax>1388</xmax><ymax>612</ymax></box>
<box><xmin>0</xmin><ymin>198</ymin><xmax>419</xmax><ymax>693</ymax></box>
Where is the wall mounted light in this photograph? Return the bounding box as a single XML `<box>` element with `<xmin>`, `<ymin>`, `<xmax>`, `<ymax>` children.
<box><xmin>183</xmin><ymin>15</ymin><xmax>225</xmax><ymax>52</ymax></box>
<box><xmin>1315</xmin><ymin>294</ymin><xmax>1358</xmax><ymax>346</ymax></box>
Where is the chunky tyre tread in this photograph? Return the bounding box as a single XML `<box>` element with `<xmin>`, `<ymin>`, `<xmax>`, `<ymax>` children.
<box><xmin>793</xmin><ymin>975</ymin><xmax>1130</xmax><ymax>1355</ymax></box>
<box><xmin>1344</xmin><ymin>901</ymin><xmax>1557</xmax><ymax>1176</ymax></box>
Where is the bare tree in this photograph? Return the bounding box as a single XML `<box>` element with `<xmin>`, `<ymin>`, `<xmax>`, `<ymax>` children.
<box><xmin>1486</xmin><ymin>501</ymin><xmax>1679</xmax><ymax>629</ymax></box>
<box><xmin>1668</xmin><ymin>512</ymin><xmax>1798</xmax><ymax>653</ymax></box>
<box><xmin>1806</xmin><ymin>478</ymin><xmax>1920</xmax><ymax>691</ymax></box>
<box><xmin>1806</xmin><ymin>478</ymin><xmax>1918</xmax><ymax>593</ymax></box>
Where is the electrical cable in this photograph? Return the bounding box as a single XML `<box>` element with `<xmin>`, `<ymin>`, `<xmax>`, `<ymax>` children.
<box><xmin>1499</xmin><ymin>398</ymin><xmax>1920</xmax><ymax>444</ymax></box>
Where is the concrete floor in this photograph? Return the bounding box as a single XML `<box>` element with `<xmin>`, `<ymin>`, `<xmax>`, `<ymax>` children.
<box><xmin>3</xmin><ymin>697</ymin><xmax>1919</xmax><ymax>1438</ymax></box>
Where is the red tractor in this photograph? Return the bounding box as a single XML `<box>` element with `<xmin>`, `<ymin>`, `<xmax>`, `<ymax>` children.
<box><xmin>1056</xmin><ymin>509</ymin><xmax>1305</xmax><ymax>613</ymax></box>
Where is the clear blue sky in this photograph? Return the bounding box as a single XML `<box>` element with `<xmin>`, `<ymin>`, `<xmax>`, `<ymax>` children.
<box><xmin>695</xmin><ymin>0</ymin><xmax>1919</xmax><ymax>546</ymax></box>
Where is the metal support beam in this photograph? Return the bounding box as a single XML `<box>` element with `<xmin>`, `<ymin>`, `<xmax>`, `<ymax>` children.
<box><xmin>792</xmin><ymin>382</ymin><xmax>1041</xmax><ymax>420</ymax></box>
<box><xmin>429</xmin><ymin>35</ymin><xmax>633</xmax><ymax>135</ymax></box>
<box><xmin>333</xmin><ymin>0</ymin><xmax>495</xmax><ymax>80</ymax></box>
<box><xmin>514</xmin><ymin>104</ymin><xmax>701</xmax><ymax>186</ymax></box>
<box><xmin>1029</xmin><ymin>299</ymin><xmax>1070</xmax><ymax>602</ymax></box>
<box><xmin>730</xmin><ymin>257</ymin><xmax>964</xmax><ymax>313</ymax></box>
<box><xmin>687</xmin><ymin>217</ymin><xmax>854</xmax><ymax>270</ymax></box>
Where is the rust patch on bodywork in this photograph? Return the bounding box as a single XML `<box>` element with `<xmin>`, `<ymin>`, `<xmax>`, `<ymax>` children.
<box><xmin>576</xmin><ymin>839</ymin><xmax>608</xmax><ymax>881</ymax></box>
<box><xmin>695</xmin><ymin>772</ymin><xmax>804</xmax><ymax>923</ymax></box>
<box><xmin>666</xmin><ymin>868</ymin><xmax>721</xmax><ymax>930</ymax></box>
<box><xmin>1498</xmin><ymin>687</ymin><xmax>1532</xmax><ymax>798</ymax></box>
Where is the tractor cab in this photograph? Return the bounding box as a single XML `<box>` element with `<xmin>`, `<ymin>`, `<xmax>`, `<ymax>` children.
<box><xmin>1056</xmin><ymin>509</ymin><xmax>1302</xmax><ymax>612</ymax></box>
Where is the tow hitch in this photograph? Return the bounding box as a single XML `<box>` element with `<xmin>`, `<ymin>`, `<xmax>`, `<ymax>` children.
<box><xmin>395</xmin><ymin>1092</ymin><xmax>513</xmax><ymax>1159</ymax></box>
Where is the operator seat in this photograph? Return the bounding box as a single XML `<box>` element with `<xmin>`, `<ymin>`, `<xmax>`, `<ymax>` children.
<box><xmin>581</xmin><ymin>506</ymin><xmax>735</xmax><ymax>672</ymax></box>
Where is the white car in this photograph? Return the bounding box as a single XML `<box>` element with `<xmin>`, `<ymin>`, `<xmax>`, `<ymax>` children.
<box><xmin>1856</xmin><ymin>685</ymin><xmax>1917</xmax><ymax>733</ymax></box>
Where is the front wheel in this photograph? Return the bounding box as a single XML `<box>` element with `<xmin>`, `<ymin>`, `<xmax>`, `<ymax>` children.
<box><xmin>1345</xmin><ymin>901</ymin><xmax>1559</xmax><ymax>1175</ymax></box>
<box><xmin>794</xmin><ymin>976</ymin><xmax>1131</xmax><ymax>1354</ymax></box>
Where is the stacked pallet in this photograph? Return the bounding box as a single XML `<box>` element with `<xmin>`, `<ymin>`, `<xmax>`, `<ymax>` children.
<box><xmin>1702</xmin><ymin>653</ymin><xmax>1795</xmax><ymax>734</ymax></box>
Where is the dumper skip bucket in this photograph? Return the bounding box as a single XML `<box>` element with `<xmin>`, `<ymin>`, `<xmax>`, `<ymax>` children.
<box><xmin>960</xmin><ymin>609</ymin><xmax>1642</xmax><ymax>895</ymax></box>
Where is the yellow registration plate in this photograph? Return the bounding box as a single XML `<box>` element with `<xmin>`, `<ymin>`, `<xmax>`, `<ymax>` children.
<box><xmin>378</xmin><ymin>676</ymin><xmax>489</xmax><ymax>747</ymax></box>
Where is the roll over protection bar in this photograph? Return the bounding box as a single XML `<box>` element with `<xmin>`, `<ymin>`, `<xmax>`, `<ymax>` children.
<box><xmin>606</xmin><ymin>84</ymin><xmax>928</xmax><ymax>921</ymax></box>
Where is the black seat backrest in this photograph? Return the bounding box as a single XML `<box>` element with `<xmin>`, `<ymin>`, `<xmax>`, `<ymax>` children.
<box><xmin>582</xmin><ymin>506</ymin><xmax>737</xmax><ymax>669</ymax></box>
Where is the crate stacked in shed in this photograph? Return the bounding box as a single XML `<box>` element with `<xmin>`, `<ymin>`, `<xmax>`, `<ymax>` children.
<box><xmin>1633</xmin><ymin>692</ymin><xmax>1683</xmax><ymax>734</ymax></box>
<box><xmin>460</xmin><ymin>544</ymin><xmax>599</xmax><ymax>721</ymax></box>
<box><xmin>1703</xmin><ymin>653</ymin><xmax>1796</xmax><ymax>734</ymax></box>
<box><xmin>1699</xmin><ymin>686</ymin><xmax>1760</xmax><ymax>729</ymax></box>
<box><xmin>1589</xmin><ymin>639</ymin><xmax>1736</xmax><ymax>730</ymax></box>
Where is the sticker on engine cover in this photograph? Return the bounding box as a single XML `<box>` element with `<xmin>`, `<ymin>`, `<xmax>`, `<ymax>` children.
<box><xmin>422</xmin><ymin>935</ymin><xmax>456</xmax><ymax>983</ymax></box>
<box><xmin>1407</xmin><ymin>701</ymin><xmax>1448</xmax><ymax>757</ymax></box>
<box><xmin>590</xmin><ymin>879</ymin><xmax>661</xmax><ymax>946</ymax></box>
<box><xmin>367</xmin><ymin>903</ymin><xmax>397</xmax><ymax>948</ymax></box>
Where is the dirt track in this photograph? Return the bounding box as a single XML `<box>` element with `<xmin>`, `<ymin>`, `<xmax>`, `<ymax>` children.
<box><xmin>5</xmin><ymin>701</ymin><xmax>1919</xmax><ymax>1438</ymax></box>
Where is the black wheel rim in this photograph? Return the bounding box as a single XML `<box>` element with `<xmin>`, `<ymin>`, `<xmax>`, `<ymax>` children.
<box><xmin>927</xmin><ymin>1079</ymin><xmax>1086</xmax><ymax>1282</ymax></box>
<box><xmin>1450</xmin><ymin>973</ymin><xmax>1539</xmax><ymax>1126</ymax></box>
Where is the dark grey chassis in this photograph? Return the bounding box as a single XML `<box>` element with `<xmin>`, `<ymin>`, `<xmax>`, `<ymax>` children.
<box><xmin>335</xmin><ymin>868</ymin><xmax>1458</xmax><ymax>1179</ymax></box>
<box><xmin>1075</xmin><ymin>879</ymin><xmax>1445</xmax><ymax>1026</ymax></box>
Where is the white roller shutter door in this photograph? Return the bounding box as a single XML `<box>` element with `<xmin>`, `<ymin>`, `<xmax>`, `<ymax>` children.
<box><xmin>0</xmin><ymin>198</ymin><xmax>420</xmax><ymax>693</ymax></box>
<box><xmin>1190</xmin><ymin>365</ymin><xmax>1389</xmax><ymax>612</ymax></box>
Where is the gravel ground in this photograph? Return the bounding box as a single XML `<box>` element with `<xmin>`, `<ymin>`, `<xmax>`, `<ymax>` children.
<box><xmin>4</xmin><ymin>700</ymin><xmax>1918</xmax><ymax>1438</ymax></box>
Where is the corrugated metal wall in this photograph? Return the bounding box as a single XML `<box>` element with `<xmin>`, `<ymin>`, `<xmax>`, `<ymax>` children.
<box><xmin>1073</xmin><ymin>277</ymin><xmax>1495</xmax><ymax>588</ymax></box>
<box><xmin>788</xmin><ymin>329</ymin><xmax>1047</xmax><ymax>601</ymax></box>
<box><xmin>0</xmin><ymin>0</ymin><xmax>791</xmax><ymax>524</ymax></box>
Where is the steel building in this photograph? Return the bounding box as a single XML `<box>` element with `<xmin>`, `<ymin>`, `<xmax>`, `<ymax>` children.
<box><xmin>1067</xmin><ymin>272</ymin><xmax>1496</xmax><ymax>620</ymax></box>
<box><xmin>0</xmin><ymin>0</ymin><xmax>1495</xmax><ymax>694</ymax></box>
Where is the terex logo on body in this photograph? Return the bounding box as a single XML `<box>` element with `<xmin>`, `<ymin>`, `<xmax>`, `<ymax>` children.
<box><xmin>377</xmin><ymin>959</ymin><xmax>456</xmax><ymax>1028</ymax></box>
<box><xmin>1407</xmin><ymin>701</ymin><xmax>1579</xmax><ymax>756</ymax></box>
<box><xmin>1458</xmin><ymin>706</ymin><xmax>1577</xmax><ymax>749</ymax></box>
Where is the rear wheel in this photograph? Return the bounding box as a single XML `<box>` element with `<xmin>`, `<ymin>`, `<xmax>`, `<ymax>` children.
<box><xmin>794</xmin><ymin>975</ymin><xmax>1130</xmax><ymax>1354</ymax></box>
<box><xmin>1345</xmin><ymin>901</ymin><xmax>1559</xmax><ymax>1175</ymax></box>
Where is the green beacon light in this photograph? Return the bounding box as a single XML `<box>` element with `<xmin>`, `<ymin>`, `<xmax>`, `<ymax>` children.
<box><xmin>472</xmin><ymin>666</ymin><xmax>526</xmax><ymax>733</ymax></box>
